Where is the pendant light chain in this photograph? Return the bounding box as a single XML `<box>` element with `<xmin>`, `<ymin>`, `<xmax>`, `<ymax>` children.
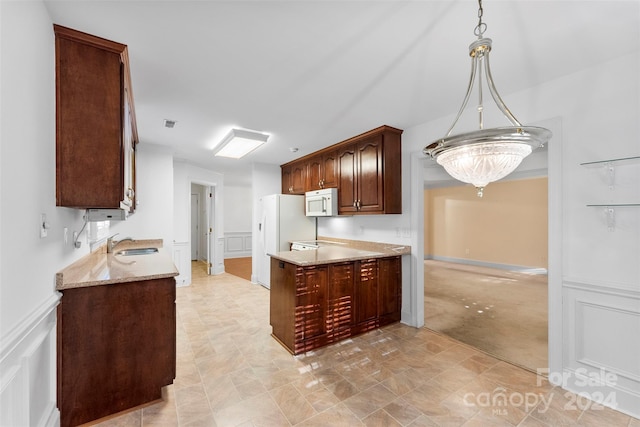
<box><xmin>475</xmin><ymin>0</ymin><xmax>487</xmax><ymax>38</ymax></box>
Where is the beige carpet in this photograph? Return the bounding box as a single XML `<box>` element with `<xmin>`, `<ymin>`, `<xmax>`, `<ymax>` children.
<box><xmin>224</xmin><ymin>257</ymin><xmax>252</xmax><ymax>281</ymax></box>
<box><xmin>424</xmin><ymin>259</ymin><xmax>548</xmax><ymax>372</ymax></box>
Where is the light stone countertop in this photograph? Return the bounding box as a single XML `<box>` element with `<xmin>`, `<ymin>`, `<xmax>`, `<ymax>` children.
<box><xmin>55</xmin><ymin>239</ymin><xmax>179</xmax><ymax>290</ymax></box>
<box><xmin>268</xmin><ymin>237</ymin><xmax>411</xmax><ymax>267</ymax></box>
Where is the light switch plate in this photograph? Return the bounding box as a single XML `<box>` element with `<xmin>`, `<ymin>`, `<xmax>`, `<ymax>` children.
<box><xmin>40</xmin><ymin>214</ymin><xmax>48</xmax><ymax>238</ymax></box>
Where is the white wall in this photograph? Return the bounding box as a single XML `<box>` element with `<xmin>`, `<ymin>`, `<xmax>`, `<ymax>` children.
<box><xmin>0</xmin><ymin>2</ymin><xmax>85</xmax><ymax>425</ymax></box>
<box><xmin>224</xmin><ymin>185</ymin><xmax>252</xmax><ymax>232</ymax></box>
<box><xmin>173</xmin><ymin>161</ymin><xmax>224</xmax><ymax>276</ymax></box>
<box><xmin>110</xmin><ymin>144</ymin><xmax>174</xmax><ymax>251</ymax></box>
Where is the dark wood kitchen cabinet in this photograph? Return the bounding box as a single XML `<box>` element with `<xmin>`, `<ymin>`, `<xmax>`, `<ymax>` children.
<box><xmin>57</xmin><ymin>278</ymin><xmax>176</xmax><ymax>427</ymax></box>
<box><xmin>338</xmin><ymin>136</ymin><xmax>385</xmax><ymax>214</ymax></box>
<box><xmin>337</xmin><ymin>127</ymin><xmax>402</xmax><ymax>215</ymax></box>
<box><xmin>54</xmin><ymin>25</ymin><xmax>137</xmax><ymax>212</ymax></box>
<box><xmin>281</xmin><ymin>161</ymin><xmax>306</xmax><ymax>195</ymax></box>
<box><xmin>280</xmin><ymin>125</ymin><xmax>402</xmax><ymax>214</ymax></box>
<box><xmin>306</xmin><ymin>150</ymin><xmax>338</xmax><ymax>191</ymax></box>
<box><xmin>270</xmin><ymin>256</ymin><xmax>401</xmax><ymax>354</ymax></box>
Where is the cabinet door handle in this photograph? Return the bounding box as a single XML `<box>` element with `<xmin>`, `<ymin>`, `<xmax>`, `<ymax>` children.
<box><xmin>353</xmin><ymin>201</ymin><xmax>357</xmax><ymax>208</ymax></box>
<box><xmin>126</xmin><ymin>187</ymin><xmax>135</xmax><ymax>200</ymax></box>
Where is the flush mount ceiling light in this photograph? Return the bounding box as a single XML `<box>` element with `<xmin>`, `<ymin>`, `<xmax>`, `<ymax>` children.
<box><xmin>423</xmin><ymin>0</ymin><xmax>551</xmax><ymax>197</ymax></box>
<box><xmin>213</xmin><ymin>128</ymin><xmax>270</xmax><ymax>159</ymax></box>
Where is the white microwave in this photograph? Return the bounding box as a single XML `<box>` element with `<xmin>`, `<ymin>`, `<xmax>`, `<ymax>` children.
<box><xmin>305</xmin><ymin>188</ymin><xmax>338</xmax><ymax>217</ymax></box>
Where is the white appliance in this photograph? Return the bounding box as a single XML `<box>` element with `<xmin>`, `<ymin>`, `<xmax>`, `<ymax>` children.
<box><xmin>257</xmin><ymin>194</ymin><xmax>316</xmax><ymax>289</ymax></box>
<box><xmin>305</xmin><ymin>188</ymin><xmax>338</xmax><ymax>217</ymax></box>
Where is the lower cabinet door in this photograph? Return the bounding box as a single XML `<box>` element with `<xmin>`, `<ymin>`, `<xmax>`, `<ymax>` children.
<box><xmin>378</xmin><ymin>256</ymin><xmax>401</xmax><ymax>323</ymax></box>
<box><xmin>355</xmin><ymin>259</ymin><xmax>379</xmax><ymax>325</ymax></box>
<box><xmin>296</xmin><ymin>265</ymin><xmax>328</xmax><ymax>351</ymax></box>
<box><xmin>328</xmin><ymin>262</ymin><xmax>355</xmax><ymax>339</ymax></box>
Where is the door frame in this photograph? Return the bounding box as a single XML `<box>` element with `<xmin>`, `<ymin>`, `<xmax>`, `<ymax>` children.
<box><xmin>411</xmin><ymin>116</ymin><xmax>563</xmax><ymax>378</ymax></box>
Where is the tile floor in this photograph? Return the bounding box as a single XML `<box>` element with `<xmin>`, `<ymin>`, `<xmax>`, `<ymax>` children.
<box><xmin>424</xmin><ymin>260</ymin><xmax>548</xmax><ymax>371</ymax></box>
<box><xmin>91</xmin><ymin>262</ymin><xmax>639</xmax><ymax>427</ymax></box>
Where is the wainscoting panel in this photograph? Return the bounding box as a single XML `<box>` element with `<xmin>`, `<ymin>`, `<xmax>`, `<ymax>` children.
<box><xmin>0</xmin><ymin>294</ymin><xmax>60</xmax><ymax>427</ymax></box>
<box><xmin>563</xmin><ymin>281</ymin><xmax>640</xmax><ymax>418</ymax></box>
<box><xmin>224</xmin><ymin>232</ymin><xmax>251</xmax><ymax>259</ymax></box>
<box><xmin>172</xmin><ymin>242</ymin><xmax>191</xmax><ymax>286</ymax></box>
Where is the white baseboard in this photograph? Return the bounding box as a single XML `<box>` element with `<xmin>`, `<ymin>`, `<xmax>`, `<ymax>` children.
<box><xmin>425</xmin><ymin>255</ymin><xmax>548</xmax><ymax>275</ymax></box>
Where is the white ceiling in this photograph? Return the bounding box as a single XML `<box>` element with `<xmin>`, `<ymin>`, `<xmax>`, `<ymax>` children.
<box><xmin>43</xmin><ymin>0</ymin><xmax>640</xmax><ymax>185</ymax></box>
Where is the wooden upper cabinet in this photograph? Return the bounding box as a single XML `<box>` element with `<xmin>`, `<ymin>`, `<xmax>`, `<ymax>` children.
<box><xmin>337</xmin><ymin>145</ymin><xmax>357</xmax><ymax>214</ymax></box>
<box><xmin>281</xmin><ymin>161</ymin><xmax>306</xmax><ymax>195</ymax></box>
<box><xmin>339</xmin><ymin>136</ymin><xmax>385</xmax><ymax>214</ymax></box>
<box><xmin>54</xmin><ymin>25</ymin><xmax>137</xmax><ymax>211</ymax></box>
<box><xmin>337</xmin><ymin>127</ymin><xmax>401</xmax><ymax>215</ymax></box>
<box><xmin>307</xmin><ymin>156</ymin><xmax>322</xmax><ymax>191</ymax></box>
<box><xmin>307</xmin><ymin>151</ymin><xmax>338</xmax><ymax>191</ymax></box>
<box><xmin>281</xmin><ymin>125</ymin><xmax>402</xmax><ymax>215</ymax></box>
<box><xmin>281</xmin><ymin>165</ymin><xmax>292</xmax><ymax>194</ymax></box>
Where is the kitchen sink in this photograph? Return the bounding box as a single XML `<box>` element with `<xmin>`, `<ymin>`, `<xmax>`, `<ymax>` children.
<box><xmin>115</xmin><ymin>248</ymin><xmax>159</xmax><ymax>256</ymax></box>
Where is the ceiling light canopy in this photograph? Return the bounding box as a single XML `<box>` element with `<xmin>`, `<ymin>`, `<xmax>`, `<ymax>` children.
<box><xmin>423</xmin><ymin>0</ymin><xmax>551</xmax><ymax>197</ymax></box>
<box><xmin>213</xmin><ymin>128</ymin><xmax>270</xmax><ymax>159</ymax></box>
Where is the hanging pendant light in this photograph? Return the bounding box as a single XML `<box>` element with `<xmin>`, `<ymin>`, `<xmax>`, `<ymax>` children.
<box><xmin>423</xmin><ymin>0</ymin><xmax>551</xmax><ymax>197</ymax></box>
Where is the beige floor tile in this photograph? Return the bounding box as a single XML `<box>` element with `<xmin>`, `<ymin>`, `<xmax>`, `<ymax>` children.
<box><xmin>269</xmin><ymin>383</ymin><xmax>317</xmax><ymax>424</ymax></box>
<box><xmin>304</xmin><ymin>385</ymin><xmax>341</xmax><ymax>412</ymax></box>
<box><xmin>174</xmin><ymin>384</ymin><xmax>213</xmax><ymax>426</ymax></box>
<box><xmin>93</xmin><ymin>261</ymin><xmax>637</xmax><ymax>427</ymax></box>
<box><xmin>343</xmin><ymin>383</ymin><xmax>399</xmax><ymax>419</ymax></box>
<box><xmin>295</xmin><ymin>402</ymin><xmax>363</xmax><ymax>427</ymax></box>
<box><xmin>384</xmin><ymin>397</ymin><xmax>424</xmax><ymax>426</ymax></box>
<box><xmin>363</xmin><ymin>408</ymin><xmax>403</xmax><ymax>427</ymax></box>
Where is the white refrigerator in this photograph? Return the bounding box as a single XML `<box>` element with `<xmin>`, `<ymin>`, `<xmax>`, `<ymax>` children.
<box><xmin>257</xmin><ymin>194</ymin><xmax>316</xmax><ymax>289</ymax></box>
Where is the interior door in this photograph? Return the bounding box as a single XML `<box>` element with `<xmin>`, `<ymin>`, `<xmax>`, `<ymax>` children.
<box><xmin>207</xmin><ymin>187</ymin><xmax>215</xmax><ymax>275</ymax></box>
<box><xmin>190</xmin><ymin>193</ymin><xmax>199</xmax><ymax>260</ymax></box>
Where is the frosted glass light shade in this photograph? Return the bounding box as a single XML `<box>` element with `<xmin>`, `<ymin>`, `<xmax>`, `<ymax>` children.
<box><xmin>436</xmin><ymin>142</ymin><xmax>532</xmax><ymax>196</ymax></box>
<box><xmin>214</xmin><ymin>128</ymin><xmax>269</xmax><ymax>159</ymax></box>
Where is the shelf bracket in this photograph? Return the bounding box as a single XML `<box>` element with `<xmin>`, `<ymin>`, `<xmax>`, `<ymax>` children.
<box><xmin>605</xmin><ymin>207</ymin><xmax>615</xmax><ymax>232</ymax></box>
<box><xmin>604</xmin><ymin>162</ymin><xmax>615</xmax><ymax>189</ymax></box>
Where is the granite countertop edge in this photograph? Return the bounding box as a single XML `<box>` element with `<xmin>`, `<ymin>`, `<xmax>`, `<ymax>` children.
<box><xmin>56</xmin><ymin>239</ymin><xmax>179</xmax><ymax>291</ymax></box>
<box><xmin>269</xmin><ymin>237</ymin><xmax>411</xmax><ymax>267</ymax></box>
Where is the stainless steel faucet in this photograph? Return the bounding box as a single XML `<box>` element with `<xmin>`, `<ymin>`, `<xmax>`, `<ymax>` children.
<box><xmin>107</xmin><ymin>233</ymin><xmax>134</xmax><ymax>253</ymax></box>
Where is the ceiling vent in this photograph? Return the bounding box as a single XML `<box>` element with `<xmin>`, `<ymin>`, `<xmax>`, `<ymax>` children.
<box><xmin>164</xmin><ymin>119</ymin><xmax>177</xmax><ymax>128</ymax></box>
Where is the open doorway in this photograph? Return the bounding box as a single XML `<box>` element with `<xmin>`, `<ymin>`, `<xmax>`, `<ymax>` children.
<box><xmin>190</xmin><ymin>182</ymin><xmax>216</xmax><ymax>276</ymax></box>
<box><xmin>423</xmin><ymin>163</ymin><xmax>549</xmax><ymax>372</ymax></box>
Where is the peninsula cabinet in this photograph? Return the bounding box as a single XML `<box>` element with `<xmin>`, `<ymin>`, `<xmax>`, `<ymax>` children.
<box><xmin>270</xmin><ymin>256</ymin><xmax>401</xmax><ymax>355</ymax></box>
<box><xmin>57</xmin><ymin>278</ymin><xmax>176</xmax><ymax>427</ymax></box>
<box><xmin>54</xmin><ymin>25</ymin><xmax>137</xmax><ymax>212</ymax></box>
